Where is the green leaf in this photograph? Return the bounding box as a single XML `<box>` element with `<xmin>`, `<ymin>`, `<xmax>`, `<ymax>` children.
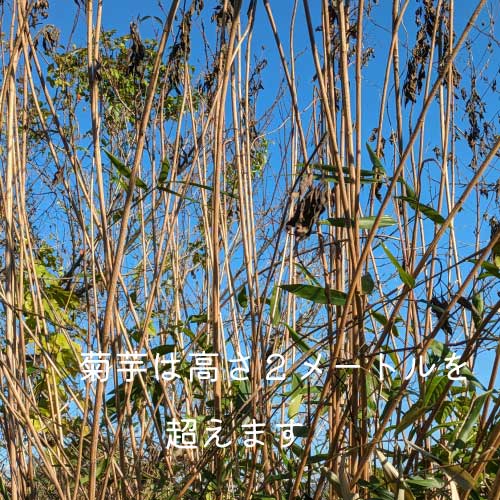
<box><xmin>312</xmin><ymin>163</ymin><xmax>375</xmax><ymax>177</ymax></box>
<box><xmin>294</xmin><ymin>261</ymin><xmax>321</xmax><ymax>286</ymax></box>
<box><xmin>135</xmin><ymin>177</ymin><xmax>148</xmax><ymax>190</ymax></box>
<box><xmin>280</xmin><ymin>284</ymin><xmax>347</xmax><ymax>306</ymax></box>
<box><xmin>359</xmin><ymin>215</ymin><xmax>398</xmax><ymax>229</ymax></box>
<box><xmin>158</xmin><ymin>158</ymin><xmax>170</xmax><ymax>184</ymax></box>
<box><xmin>187</xmin><ymin>313</ymin><xmax>207</xmax><ymax>324</ymax></box>
<box><xmin>440</xmin><ymin>464</ymin><xmax>476</xmax><ymax>491</ymax></box>
<box><xmin>454</xmin><ymin>391</ymin><xmax>492</xmax><ymax>449</ymax></box>
<box><xmin>395</xmin><ymin>402</ymin><xmax>428</xmax><ymax>433</ymax></box>
<box><xmin>370</xmin><ymin>310</ymin><xmax>401</xmax><ymax>337</ymax></box>
<box><xmin>237</xmin><ymin>286</ymin><xmax>248</xmax><ymax>308</ymax></box>
<box><xmin>406</xmin><ymin>476</ymin><xmax>444</xmax><ymax>489</ymax></box>
<box><xmin>269</xmin><ymin>285</ymin><xmax>281</xmax><ymax>326</ymax></box>
<box><xmin>361</xmin><ymin>273</ymin><xmax>375</xmax><ymax>294</ymax></box>
<box><xmin>396</xmin><ymin>196</ymin><xmax>445</xmax><ymax>224</ymax></box>
<box><xmin>366</xmin><ymin>143</ymin><xmax>386</xmax><ymax>174</ymax></box>
<box><xmin>288</xmin><ymin>391</ymin><xmax>303</xmax><ymax>419</ymax></box>
<box><xmin>284</xmin><ymin>324</ymin><xmax>310</xmax><ymax>355</ymax></box>
<box><xmin>381</xmin><ymin>242</ymin><xmax>415</xmax><ymax>288</ymax></box>
<box><xmin>470</xmin><ymin>259</ymin><xmax>500</xmax><ymax>279</ymax></box>
<box><xmin>471</xmin><ymin>292</ymin><xmax>484</xmax><ymax>316</ymax></box>
<box><xmin>104</xmin><ymin>149</ymin><xmax>148</xmax><ymax>190</ymax></box>
<box><xmin>424</xmin><ymin>375</ymin><xmax>448</xmax><ymax>407</ymax></box>
<box><xmin>157</xmin><ymin>185</ymin><xmax>196</xmax><ymax>202</ymax></box>
<box><xmin>235</xmin><ymin>380</ymin><xmax>251</xmax><ymax>412</ymax></box>
<box><xmin>320</xmin><ymin>217</ymin><xmax>355</xmax><ymax>228</ymax></box>
<box><xmin>321</xmin><ymin>215</ymin><xmax>397</xmax><ymax>229</ymax></box>
<box><xmin>397</xmin><ymin>176</ymin><xmax>416</xmax><ymax>198</ymax></box>
<box><xmin>472</xmin><ymin>292</ymin><xmax>484</xmax><ymax>327</ymax></box>
<box><xmin>173</xmin><ymin>180</ymin><xmax>238</xmax><ymax>199</ymax></box>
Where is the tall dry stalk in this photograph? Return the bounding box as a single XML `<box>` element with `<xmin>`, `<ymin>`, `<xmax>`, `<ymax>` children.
<box><xmin>0</xmin><ymin>0</ymin><xmax>499</xmax><ymax>499</ymax></box>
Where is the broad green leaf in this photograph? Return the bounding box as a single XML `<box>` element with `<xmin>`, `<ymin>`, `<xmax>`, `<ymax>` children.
<box><xmin>187</xmin><ymin>313</ymin><xmax>208</xmax><ymax>324</ymax></box>
<box><xmin>470</xmin><ymin>259</ymin><xmax>500</xmax><ymax>279</ymax></box>
<box><xmin>440</xmin><ymin>465</ymin><xmax>476</xmax><ymax>491</ymax></box>
<box><xmin>288</xmin><ymin>391</ymin><xmax>303</xmax><ymax>419</ymax></box>
<box><xmin>381</xmin><ymin>242</ymin><xmax>415</xmax><ymax>288</ymax></box>
<box><xmin>235</xmin><ymin>380</ymin><xmax>251</xmax><ymax>412</ymax></box>
<box><xmin>472</xmin><ymin>292</ymin><xmax>484</xmax><ymax>316</ymax></box>
<box><xmin>320</xmin><ymin>217</ymin><xmax>355</xmax><ymax>228</ymax></box>
<box><xmin>494</xmin><ymin>253</ymin><xmax>500</xmax><ymax>269</ymax></box>
<box><xmin>472</xmin><ymin>292</ymin><xmax>484</xmax><ymax>327</ymax></box>
<box><xmin>237</xmin><ymin>286</ymin><xmax>248</xmax><ymax>308</ymax></box>
<box><xmin>280</xmin><ymin>284</ymin><xmax>347</xmax><ymax>306</ymax></box>
<box><xmin>361</xmin><ymin>273</ymin><xmax>375</xmax><ymax>294</ymax></box>
<box><xmin>359</xmin><ymin>215</ymin><xmax>397</xmax><ymax>229</ymax></box>
<box><xmin>424</xmin><ymin>375</ymin><xmax>448</xmax><ymax>407</ymax></box>
<box><xmin>406</xmin><ymin>476</ymin><xmax>444</xmax><ymax>489</ymax></box>
<box><xmin>321</xmin><ymin>215</ymin><xmax>397</xmax><ymax>229</ymax></box>
<box><xmin>151</xmin><ymin>344</ymin><xmax>176</xmax><ymax>355</ymax></box>
<box><xmin>396</xmin><ymin>196</ymin><xmax>445</xmax><ymax>224</ymax></box>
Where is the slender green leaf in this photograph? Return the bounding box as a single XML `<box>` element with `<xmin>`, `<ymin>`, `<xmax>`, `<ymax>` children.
<box><xmin>440</xmin><ymin>465</ymin><xmax>476</xmax><ymax>491</ymax></box>
<box><xmin>269</xmin><ymin>285</ymin><xmax>281</xmax><ymax>326</ymax></box>
<box><xmin>158</xmin><ymin>158</ymin><xmax>170</xmax><ymax>184</ymax></box>
<box><xmin>406</xmin><ymin>476</ymin><xmax>444</xmax><ymax>489</ymax></box>
<box><xmin>294</xmin><ymin>261</ymin><xmax>321</xmax><ymax>286</ymax></box>
<box><xmin>454</xmin><ymin>391</ymin><xmax>492</xmax><ymax>449</ymax></box>
<box><xmin>396</xmin><ymin>402</ymin><xmax>428</xmax><ymax>433</ymax></box>
<box><xmin>284</xmin><ymin>324</ymin><xmax>310</xmax><ymax>354</ymax></box>
<box><xmin>359</xmin><ymin>215</ymin><xmax>398</xmax><ymax>229</ymax></box>
<box><xmin>104</xmin><ymin>149</ymin><xmax>148</xmax><ymax>190</ymax></box>
<box><xmin>280</xmin><ymin>284</ymin><xmax>347</xmax><ymax>306</ymax></box>
<box><xmin>397</xmin><ymin>176</ymin><xmax>416</xmax><ymax>199</ymax></box>
<box><xmin>361</xmin><ymin>273</ymin><xmax>375</xmax><ymax>294</ymax></box>
<box><xmin>366</xmin><ymin>143</ymin><xmax>386</xmax><ymax>174</ymax></box>
<box><xmin>381</xmin><ymin>242</ymin><xmax>415</xmax><ymax>288</ymax></box>
<box><xmin>321</xmin><ymin>215</ymin><xmax>397</xmax><ymax>229</ymax></box>
<box><xmin>396</xmin><ymin>196</ymin><xmax>445</xmax><ymax>224</ymax></box>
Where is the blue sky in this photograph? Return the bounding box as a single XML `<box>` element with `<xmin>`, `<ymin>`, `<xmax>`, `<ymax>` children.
<box><xmin>35</xmin><ymin>0</ymin><xmax>500</xmax><ymax>392</ymax></box>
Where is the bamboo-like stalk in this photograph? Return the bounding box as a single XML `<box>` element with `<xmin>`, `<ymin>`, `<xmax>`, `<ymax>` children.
<box><xmin>0</xmin><ymin>1</ymin><xmax>499</xmax><ymax>498</ymax></box>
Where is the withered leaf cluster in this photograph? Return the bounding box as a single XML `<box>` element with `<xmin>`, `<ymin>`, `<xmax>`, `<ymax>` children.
<box><xmin>430</xmin><ymin>296</ymin><xmax>452</xmax><ymax>335</ymax></box>
<box><xmin>127</xmin><ymin>22</ymin><xmax>146</xmax><ymax>77</ymax></box>
<box><xmin>403</xmin><ymin>1</ymin><xmax>460</xmax><ymax>106</ymax></box>
<box><xmin>286</xmin><ymin>184</ymin><xmax>329</xmax><ymax>242</ymax></box>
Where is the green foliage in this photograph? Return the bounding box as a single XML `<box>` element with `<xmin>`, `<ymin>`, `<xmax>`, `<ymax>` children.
<box><xmin>280</xmin><ymin>283</ymin><xmax>347</xmax><ymax>306</ymax></box>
